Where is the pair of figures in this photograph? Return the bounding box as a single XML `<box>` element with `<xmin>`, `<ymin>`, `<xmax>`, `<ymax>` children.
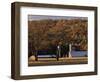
<box><xmin>57</xmin><ymin>43</ymin><xmax>72</xmax><ymax>58</ymax></box>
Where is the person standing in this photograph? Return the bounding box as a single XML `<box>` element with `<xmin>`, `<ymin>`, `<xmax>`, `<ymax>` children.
<box><xmin>63</xmin><ymin>43</ymin><xmax>69</xmax><ymax>57</ymax></box>
<box><xmin>68</xmin><ymin>43</ymin><xmax>72</xmax><ymax>58</ymax></box>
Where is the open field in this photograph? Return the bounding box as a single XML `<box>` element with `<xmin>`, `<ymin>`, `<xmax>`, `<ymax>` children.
<box><xmin>28</xmin><ymin>56</ymin><xmax>88</xmax><ymax>66</ymax></box>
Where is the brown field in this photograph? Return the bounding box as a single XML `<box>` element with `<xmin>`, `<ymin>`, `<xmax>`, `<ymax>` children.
<box><xmin>28</xmin><ymin>56</ymin><xmax>88</xmax><ymax>66</ymax></box>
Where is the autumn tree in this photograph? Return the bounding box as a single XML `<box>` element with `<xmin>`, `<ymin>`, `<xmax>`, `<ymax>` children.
<box><xmin>28</xmin><ymin>19</ymin><xmax>88</xmax><ymax>58</ymax></box>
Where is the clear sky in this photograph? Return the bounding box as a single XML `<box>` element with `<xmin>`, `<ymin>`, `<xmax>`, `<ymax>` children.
<box><xmin>28</xmin><ymin>15</ymin><xmax>87</xmax><ymax>21</ymax></box>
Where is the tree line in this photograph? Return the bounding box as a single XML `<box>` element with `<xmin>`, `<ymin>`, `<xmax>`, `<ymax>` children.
<box><xmin>28</xmin><ymin>19</ymin><xmax>87</xmax><ymax>57</ymax></box>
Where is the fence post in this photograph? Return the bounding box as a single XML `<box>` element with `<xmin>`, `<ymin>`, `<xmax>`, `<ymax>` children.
<box><xmin>35</xmin><ymin>50</ymin><xmax>38</xmax><ymax>61</ymax></box>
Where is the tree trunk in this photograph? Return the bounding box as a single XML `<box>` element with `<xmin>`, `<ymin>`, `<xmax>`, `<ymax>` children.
<box><xmin>35</xmin><ymin>50</ymin><xmax>38</xmax><ymax>61</ymax></box>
